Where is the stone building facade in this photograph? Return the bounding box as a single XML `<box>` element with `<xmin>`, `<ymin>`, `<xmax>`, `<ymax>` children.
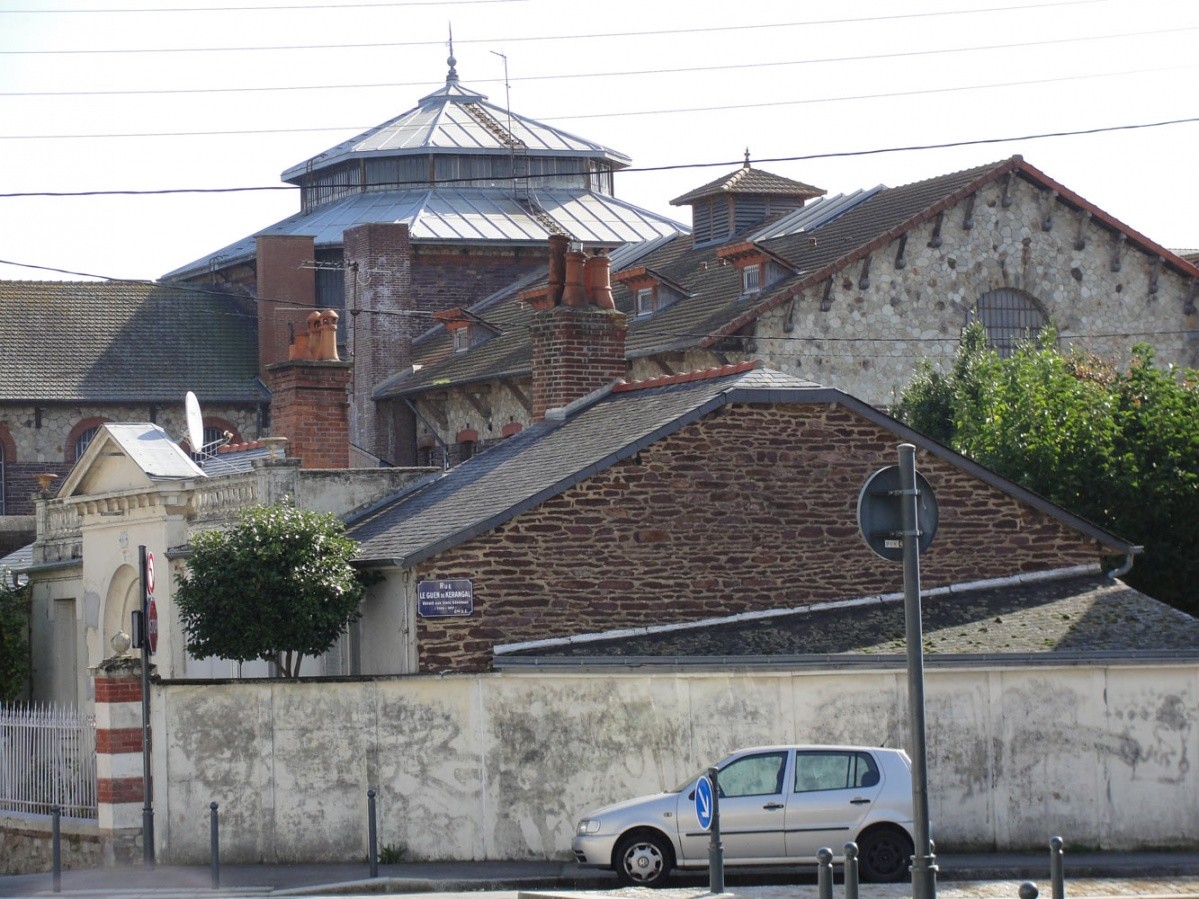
<box><xmin>386</xmin><ymin>157</ymin><xmax>1199</xmax><ymax>464</ymax></box>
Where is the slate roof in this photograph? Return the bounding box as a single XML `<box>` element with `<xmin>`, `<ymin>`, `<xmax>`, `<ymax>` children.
<box><xmin>0</xmin><ymin>281</ymin><xmax>265</xmax><ymax>403</ymax></box>
<box><xmin>350</xmin><ymin>364</ymin><xmax>1136</xmax><ymax>567</ymax></box>
<box><xmin>671</xmin><ymin>163</ymin><xmax>826</xmax><ymax>206</ymax></box>
<box><xmin>494</xmin><ymin>572</ymin><xmax>1199</xmax><ymax>664</ymax></box>
<box><xmin>377</xmin><ymin>156</ymin><xmax>1199</xmax><ymax>400</ymax></box>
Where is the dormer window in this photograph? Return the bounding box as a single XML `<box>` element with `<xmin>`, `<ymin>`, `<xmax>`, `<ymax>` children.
<box><xmin>636</xmin><ymin>287</ymin><xmax>657</xmax><ymax>317</ymax></box>
<box><xmin>453</xmin><ymin>326</ymin><xmax>472</xmax><ymax>353</ymax></box>
<box><xmin>435</xmin><ymin>307</ymin><xmax>500</xmax><ymax>354</ymax></box>
<box><xmin>742</xmin><ymin>264</ymin><xmax>761</xmax><ymax>296</ymax></box>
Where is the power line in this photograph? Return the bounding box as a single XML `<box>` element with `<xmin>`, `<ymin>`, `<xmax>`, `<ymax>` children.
<box><xmin>0</xmin><ymin>0</ymin><xmax>526</xmax><ymax>12</ymax></box>
<box><xmin>3</xmin><ymin>63</ymin><xmax>1192</xmax><ymax>142</ymax></box>
<box><xmin>2</xmin><ymin>27</ymin><xmax>1188</xmax><ymax>99</ymax></box>
<box><xmin>0</xmin><ymin>1</ymin><xmax>1111</xmax><ymax>54</ymax></box>
<box><xmin>2</xmin><ymin>114</ymin><xmax>1196</xmax><ymax>199</ymax></box>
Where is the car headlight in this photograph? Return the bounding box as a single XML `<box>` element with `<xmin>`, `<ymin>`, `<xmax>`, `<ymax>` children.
<box><xmin>576</xmin><ymin>818</ymin><xmax>602</xmax><ymax>835</ymax></box>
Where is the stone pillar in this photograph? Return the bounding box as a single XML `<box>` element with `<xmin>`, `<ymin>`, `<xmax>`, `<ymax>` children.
<box><xmin>91</xmin><ymin>656</ymin><xmax>148</xmax><ymax>864</ymax></box>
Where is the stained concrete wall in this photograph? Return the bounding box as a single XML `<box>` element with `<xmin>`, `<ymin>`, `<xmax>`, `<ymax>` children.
<box><xmin>152</xmin><ymin>663</ymin><xmax>1198</xmax><ymax>864</ymax></box>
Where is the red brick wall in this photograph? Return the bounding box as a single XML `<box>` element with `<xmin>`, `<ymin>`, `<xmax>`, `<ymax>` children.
<box><xmin>529</xmin><ymin>306</ymin><xmax>628</xmax><ymax>420</ymax></box>
<box><xmin>257</xmin><ymin>235</ymin><xmax>317</xmax><ymax>371</ymax></box>
<box><xmin>412</xmin><ymin>403</ymin><xmax>1103</xmax><ymax>671</ymax></box>
<box><xmin>265</xmin><ymin>361</ymin><xmax>352</xmax><ymax>468</ymax></box>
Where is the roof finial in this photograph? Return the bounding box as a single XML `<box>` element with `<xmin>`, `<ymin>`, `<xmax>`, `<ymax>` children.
<box><xmin>446</xmin><ymin>23</ymin><xmax>458</xmax><ymax>84</ymax></box>
<box><xmin>744</xmin><ymin>147</ymin><xmax>751</xmax><ymax>168</ymax></box>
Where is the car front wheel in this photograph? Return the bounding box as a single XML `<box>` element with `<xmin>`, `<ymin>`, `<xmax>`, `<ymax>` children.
<box><xmin>614</xmin><ymin>832</ymin><xmax>674</xmax><ymax>887</ymax></box>
<box><xmin>857</xmin><ymin>826</ymin><xmax>914</xmax><ymax>883</ymax></box>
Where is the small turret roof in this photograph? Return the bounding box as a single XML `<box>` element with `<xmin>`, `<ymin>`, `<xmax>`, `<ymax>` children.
<box><xmin>671</xmin><ymin>158</ymin><xmax>826</xmax><ymax>206</ymax></box>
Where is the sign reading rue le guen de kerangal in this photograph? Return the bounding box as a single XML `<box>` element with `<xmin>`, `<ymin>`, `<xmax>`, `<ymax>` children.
<box><xmin>417</xmin><ymin>579</ymin><xmax>474</xmax><ymax>617</ymax></box>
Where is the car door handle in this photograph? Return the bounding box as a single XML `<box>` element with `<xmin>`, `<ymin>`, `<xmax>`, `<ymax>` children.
<box><xmin>849</xmin><ymin>798</ymin><xmax>871</xmax><ymax>805</ymax></box>
<box><xmin>763</xmin><ymin>802</ymin><xmax>784</xmax><ymax>810</ymax></box>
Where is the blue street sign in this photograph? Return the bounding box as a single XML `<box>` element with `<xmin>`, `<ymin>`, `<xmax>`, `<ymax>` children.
<box><xmin>695</xmin><ymin>774</ymin><xmax>713</xmax><ymax>830</ymax></box>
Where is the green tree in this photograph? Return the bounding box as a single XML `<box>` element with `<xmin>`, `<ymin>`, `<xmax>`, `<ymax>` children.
<box><xmin>0</xmin><ymin>577</ymin><xmax>30</xmax><ymax>702</ymax></box>
<box><xmin>175</xmin><ymin>503</ymin><xmax>367</xmax><ymax>677</ymax></box>
<box><xmin>895</xmin><ymin>324</ymin><xmax>1199</xmax><ymax>614</ymax></box>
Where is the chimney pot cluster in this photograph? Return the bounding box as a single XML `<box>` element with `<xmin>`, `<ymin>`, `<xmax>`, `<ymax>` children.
<box><xmin>288</xmin><ymin>309</ymin><xmax>341</xmax><ymax>361</ymax></box>
<box><xmin>542</xmin><ymin>235</ymin><xmax>616</xmax><ymax>311</ymax></box>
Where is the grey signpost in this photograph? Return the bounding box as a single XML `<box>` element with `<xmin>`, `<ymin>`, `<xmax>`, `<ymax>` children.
<box><xmin>857</xmin><ymin>445</ymin><xmax>938</xmax><ymax>899</ymax></box>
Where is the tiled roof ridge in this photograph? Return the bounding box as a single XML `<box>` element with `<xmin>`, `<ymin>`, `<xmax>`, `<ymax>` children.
<box><xmin>611</xmin><ymin>360</ymin><xmax>759</xmax><ymax>393</ymax></box>
<box><xmin>215</xmin><ymin>439</ymin><xmax>265</xmax><ymax>455</ymax></box>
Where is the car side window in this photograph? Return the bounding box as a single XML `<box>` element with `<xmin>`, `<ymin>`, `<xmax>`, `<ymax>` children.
<box><xmin>793</xmin><ymin>751</ymin><xmax>880</xmax><ymax>793</ymax></box>
<box><xmin>718</xmin><ymin>752</ymin><xmax>787</xmax><ymax>797</ymax></box>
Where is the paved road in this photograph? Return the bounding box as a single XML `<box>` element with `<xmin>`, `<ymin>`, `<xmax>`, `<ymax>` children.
<box><xmin>4</xmin><ymin>854</ymin><xmax>1199</xmax><ymax>899</ymax></box>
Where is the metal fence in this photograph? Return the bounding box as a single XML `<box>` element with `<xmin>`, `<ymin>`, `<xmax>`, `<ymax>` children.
<box><xmin>0</xmin><ymin>703</ymin><xmax>96</xmax><ymax>819</ymax></box>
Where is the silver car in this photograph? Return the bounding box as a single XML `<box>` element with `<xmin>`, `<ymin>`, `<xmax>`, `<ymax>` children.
<box><xmin>572</xmin><ymin>745</ymin><xmax>915</xmax><ymax>886</ymax></box>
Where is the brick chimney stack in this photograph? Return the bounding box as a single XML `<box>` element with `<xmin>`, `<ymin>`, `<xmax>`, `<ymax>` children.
<box><xmin>529</xmin><ymin>238</ymin><xmax>627</xmax><ymax>421</ymax></box>
<box><xmin>265</xmin><ymin>309</ymin><xmax>351</xmax><ymax>468</ymax></box>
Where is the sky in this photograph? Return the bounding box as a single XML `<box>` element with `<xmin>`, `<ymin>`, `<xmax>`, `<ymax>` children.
<box><xmin>1</xmin><ymin>0</ymin><xmax>1197</xmax><ymax>283</ymax></box>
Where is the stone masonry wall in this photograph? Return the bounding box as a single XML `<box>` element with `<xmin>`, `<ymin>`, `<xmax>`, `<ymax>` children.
<box><xmin>0</xmin><ymin>402</ymin><xmax>260</xmax><ymax>516</ymax></box>
<box><xmin>412</xmin><ymin>402</ymin><xmax>1101</xmax><ymax>672</ymax></box>
<box><xmin>752</xmin><ymin>173</ymin><xmax>1199</xmax><ymax>407</ymax></box>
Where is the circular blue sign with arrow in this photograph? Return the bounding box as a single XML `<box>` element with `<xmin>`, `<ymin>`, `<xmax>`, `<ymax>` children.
<box><xmin>695</xmin><ymin>774</ymin><xmax>713</xmax><ymax>830</ymax></box>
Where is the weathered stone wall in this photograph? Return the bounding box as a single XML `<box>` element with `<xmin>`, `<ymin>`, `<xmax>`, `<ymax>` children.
<box><xmin>152</xmin><ymin>662</ymin><xmax>1199</xmax><ymax>864</ymax></box>
<box><xmin>1</xmin><ymin>812</ymin><xmax>102</xmax><ymax>874</ymax></box>
<box><xmin>410</xmin><ymin>403</ymin><xmax>1101</xmax><ymax>672</ymax></box>
<box><xmin>0</xmin><ymin>402</ymin><xmax>259</xmax><ymax>516</ymax></box>
<box><xmin>753</xmin><ymin>173</ymin><xmax>1199</xmax><ymax>407</ymax></box>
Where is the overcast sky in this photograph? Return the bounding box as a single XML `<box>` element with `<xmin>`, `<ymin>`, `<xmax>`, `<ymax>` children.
<box><xmin>1</xmin><ymin>0</ymin><xmax>1196</xmax><ymax>283</ymax></box>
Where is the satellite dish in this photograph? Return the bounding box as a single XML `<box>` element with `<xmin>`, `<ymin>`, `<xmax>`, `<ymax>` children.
<box><xmin>184</xmin><ymin>391</ymin><xmax>204</xmax><ymax>452</ymax></box>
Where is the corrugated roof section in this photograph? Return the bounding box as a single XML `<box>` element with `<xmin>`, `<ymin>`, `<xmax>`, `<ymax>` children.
<box><xmin>164</xmin><ymin>190</ymin><xmax>687</xmax><ymax>280</ymax></box>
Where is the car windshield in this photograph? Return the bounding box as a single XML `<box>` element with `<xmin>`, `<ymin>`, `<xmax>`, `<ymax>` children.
<box><xmin>671</xmin><ymin>768</ymin><xmax>709</xmax><ymax>793</ymax></box>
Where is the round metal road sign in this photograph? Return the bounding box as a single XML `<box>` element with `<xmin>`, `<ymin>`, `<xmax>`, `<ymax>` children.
<box><xmin>857</xmin><ymin>465</ymin><xmax>939</xmax><ymax>563</ymax></box>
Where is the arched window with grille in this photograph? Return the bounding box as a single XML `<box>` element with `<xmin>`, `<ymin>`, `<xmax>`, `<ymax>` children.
<box><xmin>973</xmin><ymin>288</ymin><xmax>1048</xmax><ymax>357</ymax></box>
<box><xmin>74</xmin><ymin>427</ymin><xmax>100</xmax><ymax>461</ymax></box>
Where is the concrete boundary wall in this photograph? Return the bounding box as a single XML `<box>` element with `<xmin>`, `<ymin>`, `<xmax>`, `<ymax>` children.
<box><xmin>152</xmin><ymin>663</ymin><xmax>1198</xmax><ymax>864</ymax></box>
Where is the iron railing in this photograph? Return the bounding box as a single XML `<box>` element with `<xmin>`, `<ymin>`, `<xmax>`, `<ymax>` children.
<box><xmin>0</xmin><ymin>703</ymin><xmax>96</xmax><ymax>819</ymax></box>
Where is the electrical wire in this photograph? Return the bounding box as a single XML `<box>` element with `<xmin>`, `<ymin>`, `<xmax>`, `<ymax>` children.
<box><xmin>1</xmin><ymin>114</ymin><xmax>1196</xmax><ymax>198</ymax></box>
<box><xmin>4</xmin><ymin>25</ymin><xmax>1177</xmax><ymax>97</ymax></box>
<box><xmin>0</xmin><ymin>1</ymin><xmax>1115</xmax><ymax>53</ymax></box>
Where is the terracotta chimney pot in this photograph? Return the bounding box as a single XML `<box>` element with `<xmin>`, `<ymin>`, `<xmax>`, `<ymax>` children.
<box><xmin>306</xmin><ymin>311</ymin><xmax>322</xmax><ymax>357</ymax></box>
<box><xmin>548</xmin><ymin>234</ymin><xmax>569</xmax><ymax>306</ymax></box>
<box><xmin>316</xmin><ymin>309</ymin><xmax>340</xmax><ymax>361</ymax></box>
<box><xmin>585</xmin><ymin>252</ymin><xmax>616</xmax><ymax>310</ymax></box>
<box><xmin>562</xmin><ymin>250</ymin><xmax>587</xmax><ymax>306</ymax></box>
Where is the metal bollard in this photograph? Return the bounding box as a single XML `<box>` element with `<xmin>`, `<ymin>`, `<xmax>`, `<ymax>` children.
<box><xmin>210</xmin><ymin>802</ymin><xmax>220</xmax><ymax>890</ymax></box>
<box><xmin>368</xmin><ymin>789</ymin><xmax>378</xmax><ymax>878</ymax></box>
<box><xmin>51</xmin><ymin>805</ymin><xmax>61</xmax><ymax>893</ymax></box>
<box><xmin>817</xmin><ymin>847</ymin><xmax>834</xmax><ymax>899</ymax></box>
<box><xmin>1050</xmin><ymin>835</ymin><xmax>1065</xmax><ymax>899</ymax></box>
<box><xmin>843</xmin><ymin>842</ymin><xmax>859</xmax><ymax>899</ymax></box>
<box><xmin>1020</xmin><ymin>882</ymin><xmax>1040</xmax><ymax>899</ymax></box>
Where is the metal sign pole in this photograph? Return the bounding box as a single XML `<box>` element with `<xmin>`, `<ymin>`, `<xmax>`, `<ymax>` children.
<box><xmin>898</xmin><ymin>445</ymin><xmax>936</xmax><ymax>899</ymax></box>
<box><xmin>707</xmin><ymin>767</ymin><xmax>724</xmax><ymax>894</ymax></box>
<box><xmin>138</xmin><ymin>545</ymin><xmax>155</xmax><ymax>867</ymax></box>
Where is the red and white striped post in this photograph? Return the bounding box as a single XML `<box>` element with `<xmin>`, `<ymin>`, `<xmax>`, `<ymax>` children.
<box><xmin>92</xmin><ymin>656</ymin><xmax>149</xmax><ymax>864</ymax></box>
